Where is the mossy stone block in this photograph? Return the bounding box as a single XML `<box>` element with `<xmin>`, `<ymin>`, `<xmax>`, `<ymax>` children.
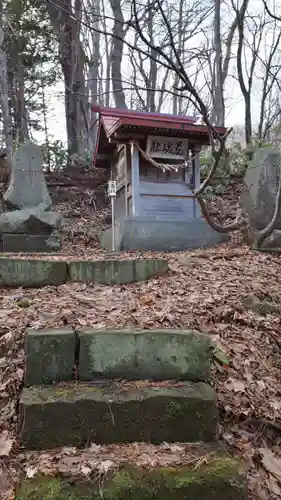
<box><xmin>78</xmin><ymin>328</ymin><xmax>212</xmax><ymax>381</ymax></box>
<box><xmin>16</xmin><ymin>454</ymin><xmax>247</xmax><ymax>499</ymax></box>
<box><xmin>67</xmin><ymin>259</ymin><xmax>168</xmax><ymax>284</ymax></box>
<box><xmin>19</xmin><ymin>380</ymin><xmax>218</xmax><ymax>450</ymax></box>
<box><xmin>0</xmin><ymin>258</ymin><xmax>67</xmax><ymax>287</ymax></box>
<box><xmin>25</xmin><ymin>328</ymin><xmax>76</xmax><ymax>386</ymax></box>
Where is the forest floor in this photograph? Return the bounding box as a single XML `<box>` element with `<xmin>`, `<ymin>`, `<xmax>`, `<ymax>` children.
<box><xmin>0</xmin><ymin>172</ymin><xmax>281</xmax><ymax>499</ymax></box>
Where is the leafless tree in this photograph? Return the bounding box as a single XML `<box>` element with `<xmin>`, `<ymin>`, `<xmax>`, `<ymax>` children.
<box><xmin>109</xmin><ymin>0</ymin><xmax>128</xmax><ymax>108</ymax></box>
<box><xmin>256</xmin><ymin>17</ymin><xmax>281</xmax><ymax>141</ymax></box>
<box><xmin>46</xmin><ymin>0</ymin><xmax>88</xmax><ymax>156</ymax></box>
<box><xmin>0</xmin><ymin>21</ymin><xmax>13</xmax><ymax>167</ymax></box>
<box><xmin>263</xmin><ymin>0</ymin><xmax>281</xmax><ymax>22</ymax></box>
<box><xmin>211</xmin><ymin>0</ymin><xmax>244</xmax><ymax>126</ymax></box>
<box><xmin>231</xmin><ymin>0</ymin><xmax>263</xmax><ymax>145</ymax></box>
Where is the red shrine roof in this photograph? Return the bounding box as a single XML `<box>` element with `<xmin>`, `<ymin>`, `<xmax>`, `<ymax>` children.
<box><xmin>92</xmin><ymin>105</ymin><xmax>227</xmax><ymax>168</ymax></box>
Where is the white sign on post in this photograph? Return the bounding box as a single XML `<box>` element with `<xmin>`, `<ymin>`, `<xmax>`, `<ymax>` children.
<box><xmin>108</xmin><ymin>180</ymin><xmax>117</xmax><ymax>197</ymax></box>
<box><xmin>146</xmin><ymin>135</ymin><xmax>188</xmax><ymax>160</ymax></box>
<box><xmin>108</xmin><ymin>181</ymin><xmax>117</xmax><ymax>252</ymax></box>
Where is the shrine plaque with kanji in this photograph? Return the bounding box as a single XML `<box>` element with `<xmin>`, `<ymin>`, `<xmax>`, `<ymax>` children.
<box><xmin>146</xmin><ymin>136</ymin><xmax>188</xmax><ymax>159</ymax></box>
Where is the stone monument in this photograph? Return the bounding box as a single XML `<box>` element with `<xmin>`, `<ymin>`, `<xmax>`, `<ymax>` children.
<box><xmin>241</xmin><ymin>148</ymin><xmax>281</xmax><ymax>231</ymax></box>
<box><xmin>0</xmin><ymin>141</ymin><xmax>62</xmax><ymax>252</ymax></box>
<box><xmin>241</xmin><ymin>148</ymin><xmax>281</xmax><ymax>248</ymax></box>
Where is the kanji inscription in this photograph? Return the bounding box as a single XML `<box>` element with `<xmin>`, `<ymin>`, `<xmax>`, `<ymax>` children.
<box><xmin>146</xmin><ymin>135</ymin><xmax>188</xmax><ymax>159</ymax></box>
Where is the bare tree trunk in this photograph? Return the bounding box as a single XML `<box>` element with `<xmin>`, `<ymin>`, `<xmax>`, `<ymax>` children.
<box><xmin>147</xmin><ymin>6</ymin><xmax>157</xmax><ymax>112</ymax></box>
<box><xmin>210</xmin><ymin>1</ymin><xmax>244</xmax><ymax>127</ymax></box>
<box><xmin>15</xmin><ymin>60</ymin><xmax>29</xmax><ymax>142</ymax></box>
<box><xmin>89</xmin><ymin>0</ymin><xmax>100</xmax><ymax>106</ymax></box>
<box><xmin>46</xmin><ymin>0</ymin><xmax>87</xmax><ymax>157</ymax></box>
<box><xmin>0</xmin><ymin>27</ymin><xmax>13</xmax><ymax>168</ymax></box>
<box><xmin>109</xmin><ymin>0</ymin><xmax>127</xmax><ymax>108</ymax></box>
<box><xmin>88</xmin><ymin>0</ymin><xmax>101</xmax><ymax>154</ymax></box>
<box><xmin>233</xmin><ymin>0</ymin><xmax>254</xmax><ymax>145</ymax></box>
<box><xmin>100</xmin><ymin>0</ymin><xmax>111</xmax><ymax>107</ymax></box>
<box><xmin>172</xmin><ymin>0</ymin><xmax>184</xmax><ymax>115</ymax></box>
<box><xmin>41</xmin><ymin>70</ymin><xmax>51</xmax><ymax>172</ymax></box>
<box><xmin>257</xmin><ymin>23</ymin><xmax>281</xmax><ymax>141</ymax></box>
<box><xmin>213</xmin><ymin>0</ymin><xmax>224</xmax><ymax>126</ymax></box>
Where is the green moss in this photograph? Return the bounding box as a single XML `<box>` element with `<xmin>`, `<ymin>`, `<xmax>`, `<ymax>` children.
<box><xmin>166</xmin><ymin>400</ymin><xmax>182</xmax><ymax>417</ymax></box>
<box><xmin>29</xmin><ymin>384</ymin><xmax>104</xmax><ymax>404</ymax></box>
<box><xmin>161</xmin><ymin>457</ymin><xmax>241</xmax><ymax>489</ymax></box>
<box><xmin>16</xmin><ymin>459</ymin><xmax>245</xmax><ymax>500</ymax></box>
<box><xmin>16</xmin><ymin>476</ymin><xmax>77</xmax><ymax>500</ymax></box>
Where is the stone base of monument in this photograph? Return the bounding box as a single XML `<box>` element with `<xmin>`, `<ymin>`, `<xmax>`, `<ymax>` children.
<box><xmin>0</xmin><ymin>234</ymin><xmax>61</xmax><ymax>253</ymax></box>
<box><xmin>100</xmin><ymin>216</ymin><xmax>229</xmax><ymax>252</ymax></box>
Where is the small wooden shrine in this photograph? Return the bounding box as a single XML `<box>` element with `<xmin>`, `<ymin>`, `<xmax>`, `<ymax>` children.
<box><xmin>92</xmin><ymin>105</ymin><xmax>228</xmax><ymax>251</ymax></box>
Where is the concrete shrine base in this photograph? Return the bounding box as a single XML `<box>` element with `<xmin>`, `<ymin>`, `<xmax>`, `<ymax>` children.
<box><xmin>100</xmin><ymin>216</ymin><xmax>229</xmax><ymax>252</ymax></box>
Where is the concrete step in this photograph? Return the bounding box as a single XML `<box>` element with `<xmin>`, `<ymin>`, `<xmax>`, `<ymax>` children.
<box><xmin>16</xmin><ymin>443</ymin><xmax>247</xmax><ymax>499</ymax></box>
<box><xmin>25</xmin><ymin>328</ymin><xmax>212</xmax><ymax>386</ymax></box>
<box><xmin>19</xmin><ymin>380</ymin><xmax>218</xmax><ymax>450</ymax></box>
<box><xmin>78</xmin><ymin>328</ymin><xmax>212</xmax><ymax>382</ymax></box>
<box><xmin>0</xmin><ymin>257</ymin><xmax>168</xmax><ymax>287</ymax></box>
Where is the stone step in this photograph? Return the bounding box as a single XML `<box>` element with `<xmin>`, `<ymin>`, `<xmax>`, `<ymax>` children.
<box><xmin>1</xmin><ymin>233</ymin><xmax>61</xmax><ymax>253</ymax></box>
<box><xmin>25</xmin><ymin>328</ymin><xmax>212</xmax><ymax>386</ymax></box>
<box><xmin>16</xmin><ymin>443</ymin><xmax>247</xmax><ymax>499</ymax></box>
<box><xmin>0</xmin><ymin>258</ymin><xmax>66</xmax><ymax>287</ymax></box>
<box><xmin>0</xmin><ymin>257</ymin><xmax>168</xmax><ymax>287</ymax></box>
<box><xmin>78</xmin><ymin>328</ymin><xmax>212</xmax><ymax>382</ymax></box>
<box><xmin>19</xmin><ymin>380</ymin><xmax>218</xmax><ymax>450</ymax></box>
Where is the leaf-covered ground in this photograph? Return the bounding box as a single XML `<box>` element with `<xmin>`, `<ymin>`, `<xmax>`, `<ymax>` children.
<box><xmin>1</xmin><ymin>242</ymin><xmax>281</xmax><ymax>499</ymax></box>
<box><xmin>0</xmin><ymin>175</ymin><xmax>280</xmax><ymax>499</ymax></box>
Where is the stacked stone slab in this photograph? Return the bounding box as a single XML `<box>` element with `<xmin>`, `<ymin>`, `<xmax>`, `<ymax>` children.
<box><xmin>0</xmin><ymin>142</ymin><xmax>62</xmax><ymax>253</ymax></box>
<box><xmin>0</xmin><ymin>257</ymin><xmax>168</xmax><ymax>287</ymax></box>
<box><xmin>19</xmin><ymin>328</ymin><xmax>248</xmax><ymax>499</ymax></box>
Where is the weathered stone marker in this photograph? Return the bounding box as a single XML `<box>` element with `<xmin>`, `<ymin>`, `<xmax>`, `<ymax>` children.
<box><xmin>3</xmin><ymin>141</ymin><xmax>51</xmax><ymax>209</ymax></box>
<box><xmin>242</xmin><ymin>148</ymin><xmax>281</xmax><ymax>231</ymax></box>
<box><xmin>0</xmin><ymin>141</ymin><xmax>62</xmax><ymax>252</ymax></box>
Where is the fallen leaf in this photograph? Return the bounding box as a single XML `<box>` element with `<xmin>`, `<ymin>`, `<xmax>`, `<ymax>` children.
<box><xmin>225</xmin><ymin>378</ymin><xmax>246</xmax><ymax>393</ymax></box>
<box><xmin>266</xmin><ymin>475</ymin><xmax>281</xmax><ymax>497</ymax></box>
<box><xmin>80</xmin><ymin>464</ymin><xmax>92</xmax><ymax>476</ymax></box>
<box><xmin>0</xmin><ymin>309</ymin><xmax>14</xmax><ymax>318</ymax></box>
<box><xmin>0</xmin><ymin>431</ymin><xmax>13</xmax><ymax>457</ymax></box>
<box><xmin>213</xmin><ymin>347</ymin><xmax>229</xmax><ymax>367</ymax></box>
<box><xmin>260</xmin><ymin>448</ymin><xmax>281</xmax><ymax>483</ymax></box>
<box><xmin>97</xmin><ymin>460</ymin><xmax>115</xmax><ymax>474</ymax></box>
<box><xmin>26</xmin><ymin>466</ymin><xmax>38</xmax><ymax>479</ymax></box>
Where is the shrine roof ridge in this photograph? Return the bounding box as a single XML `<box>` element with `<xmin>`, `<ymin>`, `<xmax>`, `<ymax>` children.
<box><xmin>92</xmin><ymin>105</ymin><xmax>198</xmax><ymax>125</ymax></box>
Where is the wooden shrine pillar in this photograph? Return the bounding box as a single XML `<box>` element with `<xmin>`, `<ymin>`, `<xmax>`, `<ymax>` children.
<box><xmin>130</xmin><ymin>142</ymin><xmax>140</xmax><ymax>216</ymax></box>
